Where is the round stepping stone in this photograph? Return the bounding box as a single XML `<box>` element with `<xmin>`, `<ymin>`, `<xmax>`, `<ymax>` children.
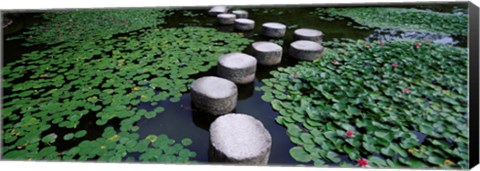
<box><xmin>252</xmin><ymin>41</ymin><xmax>283</xmax><ymax>65</ymax></box>
<box><xmin>294</xmin><ymin>28</ymin><xmax>324</xmax><ymax>43</ymax></box>
<box><xmin>234</xmin><ymin>18</ymin><xmax>255</xmax><ymax>31</ymax></box>
<box><xmin>289</xmin><ymin>40</ymin><xmax>324</xmax><ymax>61</ymax></box>
<box><xmin>217</xmin><ymin>13</ymin><xmax>236</xmax><ymax>25</ymax></box>
<box><xmin>209</xmin><ymin>113</ymin><xmax>272</xmax><ymax>164</ymax></box>
<box><xmin>190</xmin><ymin>76</ymin><xmax>237</xmax><ymax>115</ymax></box>
<box><xmin>218</xmin><ymin>53</ymin><xmax>257</xmax><ymax>84</ymax></box>
<box><xmin>232</xmin><ymin>10</ymin><xmax>248</xmax><ymax>18</ymax></box>
<box><xmin>261</xmin><ymin>22</ymin><xmax>286</xmax><ymax>38</ymax></box>
<box><xmin>209</xmin><ymin>6</ymin><xmax>229</xmax><ymax>16</ymax></box>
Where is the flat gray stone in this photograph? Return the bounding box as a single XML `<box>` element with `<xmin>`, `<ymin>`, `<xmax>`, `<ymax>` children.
<box><xmin>234</xmin><ymin>18</ymin><xmax>255</xmax><ymax>31</ymax></box>
<box><xmin>217</xmin><ymin>13</ymin><xmax>236</xmax><ymax>25</ymax></box>
<box><xmin>294</xmin><ymin>28</ymin><xmax>324</xmax><ymax>43</ymax></box>
<box><xmin>218</xmin><ymin>53</ymin><xmax>257</xmax><ymax>84</ymax></box>
<box><xmin>262</xmin><ymin>22</ymin><xmax>286</xmax><ymax>38</ymax></box>
<box><xmin>209</xmin><ymin>6</ymin><xmax>229</xmax><ymax>16</ymax></box>
<box><xmin>252</xmin><ymin>41</ymin><xmax>283</xmax><ymax>65</ymax></box>
<box><xmin>191</xmin><ymin>76</ymin><xmax>237</xmax><ymax>115</ymax></box>
<box><xmin>232</xmin><ymin>10</ymin><xmax>249</xmax><ymax>18</ymax></box>
<box><xmin>289</xmin><ymin>40</ymin><xmax>324</xmax><ymax>61</ymax></box>
<box><xmin>209</xmin><ymin>113</ymin><xmax>272</xmax><ymax>165</ymax></box>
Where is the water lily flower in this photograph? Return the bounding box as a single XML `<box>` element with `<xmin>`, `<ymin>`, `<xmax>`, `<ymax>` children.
<box><xmin>379</xmin><ymin>41</ymin><xmax>385</xmax><ymax>46</ymax></box>
<box><xmin>346</xmin><ymin>130</ymin><xmax>354</xmax><ymax>137</ymax></box>
<box><xmin>293</xmin><ymin>74</ymin><xmax>298</xmax><ymax>79</ymax></box>
<box><xmin>415</xmin><ymin>43</ymin><xmax>421</xmax><ymax>48</ymax></box>
<box><xmin>28</xmin><ymin>35</ymin><xmax>33</xmax><ymax>38</ymax></box>
<box><xmin>332</xmin><ymin>60</ymin><xmax>340</xmax><ymax>65</ymax></box>
<box><xmin>392</xmin><ymin>63</ymin><xmax>398</xmax><ymax>68</ymax></box>
<box><xmin>402</xmin><ymin>88</ymin><xmax>411</xmax><ymax>93</ymax></box>
<box><xmin>357</xmin><ymin>158</ymin><xmax>369</xmax><ymax>167</ymax></box>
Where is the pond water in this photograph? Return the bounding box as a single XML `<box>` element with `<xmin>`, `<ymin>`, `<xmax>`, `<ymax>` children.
<box><xmin>2</xmin><ymin>3</ymin><xmax>468</xmax><ymax>166</ymax></box>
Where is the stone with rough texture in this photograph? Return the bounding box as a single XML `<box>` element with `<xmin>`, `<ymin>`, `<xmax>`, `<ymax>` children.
<box><xmin>190</xmin><ymin>76</ymin><xmax>237</xmax><ymax>115</ymax></box>
<box><xmin>232</xmin><ymin>10</ymin><xmax>249</xmax><ymax>18</ymax></box>
<box><xmin>289</xmin><ymin>40</ymin><xmax>324</xmax><ymax>61</ymax></box>
<box><xmin>217</xmin><ymin>14</ymin><xmax>236</xmax><ymax>25</ymax></box>
<box><xmin>252</xmin><ymin>41</ymin><xmax>283</xmax><ymax>65</ymax></box>
<box><xmin>294</xmin><ymin>28</ymin><xmax>324</xmax><ymax>43</ymax></box>
<box><xmin>261</xmin><ymin>22</ymin><xmax>286</xmax><ymax>38</ymax></box>
<box><xmin>234</xmin><ymin>19</ymin><xmax>255</xmax><ymax>31</ymax></box>
<box><xmin>218</xmin><ymin>53</ymin><xmax>257</xmax><ymax>84</ymax></box>
<box><xmin>209</xmin><ymin>113</ymin><xmax>272</xmax><ymax>165</ymax></box>
<box><xmin>209</xmin><ymin>6</ymin><xmax>229</xmax><ymax>16</ymax></box>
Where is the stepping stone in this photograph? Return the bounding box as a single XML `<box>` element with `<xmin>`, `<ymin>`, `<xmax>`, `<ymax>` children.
<box><xmin>209</xmin><ymin>113</ymin><xmax>272</xmax><ymax>165</ymax></box>
<box><xmin>209</xmin><ymin>6</ymin><xmax>229</xmax><ymax>16</ymax></box>
<box><xmin>218</xmin><ymin>53</ymin><xmax>257</xmax><ymax>84</ymax></box>
<box><xmin>289</xmin><ymin>40</ymin><xmax>324</xmax><ymax>61</ymax></box>
<box><xmin>252</xmin><ymin>41</ymin><xmax>283</xmax><ymax>65</ymax></box>
<box><xmin>261</xmin><ymin>22</ymin><xmax>286</xmax><ymax>38</ymax></box>
<box><xmin>190</xmin><ymin>76</ymin><xmax>237</xmax><ymax>115</ymax></box>
<box><xmin>234</xmin><ymin>18</ymin><xmax>255</xmax><ymax>31</ymax></box>
<box><xmin>232</xmin><ymin>10</ymin><xmax>249</xmax><ymax>18</ymax></box>
<box><xmin>294</xmin><ymin>28</ymin><xmax>324</xmax><ymax>43</ymax></box>
<box><xmin>217</xmin><ymin>13</ymin><xmax>236</xmax><ymax>25</ymax></box>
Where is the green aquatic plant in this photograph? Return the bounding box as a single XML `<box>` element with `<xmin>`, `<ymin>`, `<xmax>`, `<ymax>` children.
<box><xmin>315</xmin><ymin>7</ymin><xmax>468</xmax><ymax>36</ymax></box>
<box><xmin>260</xmin><ymin>39</ymin><xmax>468</xmax><ymax>168</ymax></box>
<box><xmin>6</xmin><ymin>8</ymin><xmax>173</xmax><ymax>46</ymax></box>
<box><xmin>2</xmin><ymin>26</ymin><xmax>252</xmax><ymax>162</ymax></box>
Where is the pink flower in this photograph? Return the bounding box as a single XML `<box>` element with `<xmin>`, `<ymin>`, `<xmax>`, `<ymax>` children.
<box><xmin>379</xmin><ymin>41</ymin><xmax>384</xmax><ymax>46</ymax></box>
<box><xmin>332</xmin><ymin>60</ymin><xmax>340</xmax><ymax>65</ymax></box>
<box><xmin>357</xmin><ymin>158</ymin><xmax>369</xmax><ymax>167</ymax></box>
<box><xmin>392</xmin><ymin>63</ymin><xmax>398</xmax><ymax>68</ymax></box>
<box><xmin>293</xmin><ymin>74</ymin><xmax>298</xmax><ymax>79</ymax></box>
<box><xmin>28</xmin><ymin>35</ymin><xmax>33</xmax><ymax>38</ymax></box>
<box><xmin>346</xmin><ymin>130</ymin><xmax>354</xmax><ymax>137</ymax></box>
<box><xmin>402</xmin><ymin>88</ymin><xmax>411</xmax><ymax>94</ymax></box>
<box><xmin>415</xmin><ymin>43</ymin><xmax>421</xmax><ymax>48</ymax></box>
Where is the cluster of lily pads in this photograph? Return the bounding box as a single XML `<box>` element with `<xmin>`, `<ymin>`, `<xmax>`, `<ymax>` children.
<box><xmin>6</xmin><ymin>9</ymin><xmax>174</xmax><ymax>46</ymax></box>
<box><xmin>2</xmin><ymin>26</ymin><xmax>252</xmax><ymax>162</ymax></box>
<box><xmin>315</xmin><ymin>7</ymin><xmax>468</xmax><ymax>36</ymax></box>
<box><xmin>260</xmin><ymin>39</ymin><xmax>468</xmax><ymax>168</ymax></box>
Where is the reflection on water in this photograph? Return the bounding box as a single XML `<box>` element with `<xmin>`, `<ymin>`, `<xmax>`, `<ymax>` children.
<box><xmin>366</xmin><ymin>29</ymin><xmax>467</xmax><ymax>46</ymax></box>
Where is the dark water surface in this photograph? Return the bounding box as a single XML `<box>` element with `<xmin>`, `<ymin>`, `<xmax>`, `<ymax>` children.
<box><xmin>2</xmin><ymin>4</ymin><xmax>468</xmax><ymax>165</ymax></box>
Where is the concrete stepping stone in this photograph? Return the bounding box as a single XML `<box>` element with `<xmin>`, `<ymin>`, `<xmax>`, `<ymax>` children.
<box><xmin>261</xmin><ymin>22</ymin><xmax>286</xmax><ymax>38</ymax></box>
<box><xmin>209</xmin><ymin>113</ymin><xmax>272</xmax><ymax>165</ymax></box>
<box><xmin>294</xmin><ymin>28</ymin><xmax>324</xmax><ymax>43</ymax></box>
<box><xmin>232</xmin><ymin>10</ymin><xmax>249</xmax><ymax>18</ymax></box>
<box><xmin>252</xmin><ymin>41</ymin><xmax>283</xmax><ymax>65</ymax></box>
<box><xmin>289</xmin><ymin>40</ymin><xmax>324</xmax><ymax>61</ymax></box>
<box><xmin>218</xmin><ymin>53</ymin><xmax>257</xmax><ymax>84</ymax></box>
<box><xmin>217</xmin><ymin>13</ymin><xmax>236</xmax><ymax>25</ymax></box>
<box><xmin>234</xmin><ymin>18</ymin><xmax>255</xmax><ymax>31</ymax></box>
<box><xmin>209</xmin><ymin>6</ymin><xmax>229</xmax><ymax>16</ymax></box>
<box><xmin>190</xmin><ymin>76</ymin><xmax>237</xmax><ymax>115</ymax></box>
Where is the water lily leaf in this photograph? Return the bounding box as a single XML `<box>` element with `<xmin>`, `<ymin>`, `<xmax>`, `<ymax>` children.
<box><xmin>181</xmin><ymin>138</ymin><xmax>192</xmax><ymax>146</ymax></box>
<box><xmin>42</xmin><ymin>133</ymin><xmax>58</xmax><ymax>144</ymax></box>
<box><xmin>63</xmin><ymin>133</ymin><xmax>75</xmax><ymax>141</ymax></box>
<box><xmin>289</xmin><ymin>146</ymin><xmax>312</xmax><ymax>163</ymax></box>
<box><xmin>74</xmin><ymin>130</ymin><xmax>87</xmax><ymax>138</ymax></box>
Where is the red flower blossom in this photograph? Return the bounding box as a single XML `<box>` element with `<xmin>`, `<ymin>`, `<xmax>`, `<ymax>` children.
<box><xmin>357</xmin><ymin>158</ymin><xmax>369</xmax><ymax>167</ymax></box>
<box><xmin>332</xmin><ymin>60</ymin><xmax>340</xmax><ymax>65</ymax></box>
<box><xmin>346</xmin><ymin>130</ymin><xmax>354</xmax><ymax>137</ymax></box>
<box><xmin>293</xmin><ymin>74</ymin><xmax>298</xmax><ymax>79</ymax></box>
<box><xmin>392</xmin><ymin>63</ymin><xmax>398</xmax><ymax>68</ymax></box>
<box><xmin>415</xmin><ymin>43</ymin><xmax>421</xmax><ymax>48</ymax></box>
<box><xmin>402</xmin><ymin>88</ymin><xmax>411</xmax><ymax>94</ymax></box>
<box><xmin>379</xmin><ymin>41</ymin><xmax>384</xmax><ymax>46</ymax></box>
